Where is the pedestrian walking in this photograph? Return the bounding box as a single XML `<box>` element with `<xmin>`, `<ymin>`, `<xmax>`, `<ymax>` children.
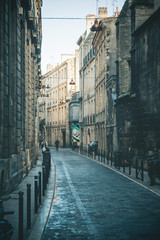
<box><xmin>55</xmin><ymin>139</ymin><xmax>59</xmax><ymax>151</ymax></box>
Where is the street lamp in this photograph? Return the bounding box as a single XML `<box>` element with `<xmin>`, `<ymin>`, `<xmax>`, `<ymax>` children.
<box><xmin>69</xmin><ymin>79</ymin><xmax>75</xmax><ymax>85</ymax></box>
<box><xmin>91</xmin><ymin>18</ymin><xmax>102</xmax><ymax>32</ymax></box>
<box><xmin>91</xmin><ymin>0</ymin><xmax>102</xmax><ymax>32</ymax></box>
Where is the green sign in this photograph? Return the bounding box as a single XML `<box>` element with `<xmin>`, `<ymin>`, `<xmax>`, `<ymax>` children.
<box><xmin>72</xmin><ymin>123</ymin><xmax>80</xmax><ymax>142</ymax></box>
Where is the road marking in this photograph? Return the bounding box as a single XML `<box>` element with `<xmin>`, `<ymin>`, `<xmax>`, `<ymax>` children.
<box><xmin>61</xmin><ymin>160</ymin><xmax>98</xmax><ymax>238</ymax></box>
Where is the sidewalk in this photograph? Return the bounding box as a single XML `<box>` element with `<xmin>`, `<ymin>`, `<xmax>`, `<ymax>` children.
<box><xmin>103</xmin><ymin>159</ymin><xmax>160</xmax><ymax>197</ymax></box>
<box><xmin>3</xmin><ymin>151</ymin><xmax>56</xmax><ymax>240</ymax></box>
<box><xmin>74</xmin><ymin>149</ymin><xmax>160</xmax><ymax>197</ymax></box>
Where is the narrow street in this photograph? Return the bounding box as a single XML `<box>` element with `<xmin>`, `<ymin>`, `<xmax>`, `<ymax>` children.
<box><xmin>42</xmin><ymin>148</ymin><xmax>160</xmax><ymax>240</ymax></box>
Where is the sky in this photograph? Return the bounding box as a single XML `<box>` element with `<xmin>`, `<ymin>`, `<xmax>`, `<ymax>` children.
<box><xmin>41</xmin><ymin>0</ymin><xmax>126</xmax><ymax>74</ymax></box>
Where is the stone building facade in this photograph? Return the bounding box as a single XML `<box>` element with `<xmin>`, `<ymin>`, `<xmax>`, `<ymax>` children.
<box><xmin>130</xmin><ymin>0</ymin><xmax>160</xmax><ymax>157</ymax></box>
<box><xmin>76</xmin><ymin>0</ymin><xmax>160</xmax><ymax>162</ymax></box>
<box><xmin>116</xmin><ymin>0</ymin><xmax>160</xmax><ymax>161</ymax></box>
<box><xmin>115</xmin><ymin>0</ymin><xmax>133</xmax><ymax>162</ymax></box>
<box><xmin>0</xmin><ymin>0</ymin><xmax>42</xmax><ymax>195</ymax></box>
<box><xmin>38</xmin><ymin>71</ymin><xmax>51</xmax><ymax>142</ymax></box>
<box><xmin>41</xmin><ymin>52</ymin><xmax>79</xmax><ymax>148</ymax></box>
<box><xmin>92</xmin><ymin>11</ymin><xmax>118</xmax><ymax>153</ymax></box>
<box><xmin>77</xmin><ymin>14</ymin><xmax>96</xmax><ymax>151</ymax></box>
<box><xmin>77</xmin><ymin>8</ymin><xmax>118</xmax><ymax>153</ymax></box>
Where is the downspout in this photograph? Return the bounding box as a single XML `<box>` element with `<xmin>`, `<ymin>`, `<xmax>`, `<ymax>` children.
<box><xmin>33</xmin><ymin>57</ymin><xmax>36</xmax><ymax>164</ymax></box>
<box><xmin>94</xmin><ymin>53</ymin><xmax>96</xmax><ymax>141</ymax></box>
<box><xmin>66</xmin><ymin>63</ymin><xmax>68</xmax><ymax>145</ymax></box>
<box><xmin>57</xmin><ymin>69</ymin><xmax>59</xmax><ymax>139</ymax></box>
<box><xmin>8</xmin><ymin>0</ymin><xmax>12</xmax><ymax>180</ymax></box>
<box><xmin>82</xmin><ymin>69</ymin><xmax>84</xmax><ymax>148</ymax></box>
<box><xmin>8</xmin><ymin>0</ymin><xmax>12</xmax><ymax>136</ymax></box>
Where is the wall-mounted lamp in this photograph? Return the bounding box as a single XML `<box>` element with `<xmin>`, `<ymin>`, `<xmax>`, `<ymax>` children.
<box><xmin>90</xmin><ymin>0</ymin><xmax>103</xmax><ymax>32</ymax></box>
<box><xmin>69</xmin><ymin>79</ymin><xmax>75</xmax><ymax>85</ymax></box>
<box><xmin>91</xmin><ymin>18</ymin><xmax>102</xmax><ymax>32</ymax></box>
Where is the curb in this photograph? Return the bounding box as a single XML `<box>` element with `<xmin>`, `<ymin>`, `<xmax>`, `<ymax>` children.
<box><xmin>27</xmin><ymin>157</ymin><xmax>56</xmax><ymax>240</ymax></box>
<box><xmin>73</xmin><ymin>149</ymin><xmax>160</xmax><ymax>197</ymax></box>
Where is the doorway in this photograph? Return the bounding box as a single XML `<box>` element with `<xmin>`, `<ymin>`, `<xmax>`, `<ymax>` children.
<box><xmin>62</xmin><ymin>129</ymin><xmax>66</xmax><ymax>148</ymax></box>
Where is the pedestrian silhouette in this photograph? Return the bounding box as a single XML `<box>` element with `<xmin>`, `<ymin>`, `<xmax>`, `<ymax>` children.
<box><xmin>55</xmin><ymin>139</ymin><xmax>59</xmax><ymax>151</ymax></box>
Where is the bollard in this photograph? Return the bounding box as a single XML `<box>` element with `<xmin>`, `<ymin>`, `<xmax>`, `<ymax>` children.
<box><xmin>107</xmin><ymin>151</ymin><xmax>109</xmax><ymax>165</ymax></box>
<box><xmin>136</xmin><ymin>158</ymin><xmax>138</xmax><ymax>179</ymax></box>
<box><xmin>27</xmin><ymin>184</ymin><xmax>31</xmax><ymax>229</ymax></box>
<box><xmin>118</xmin><ymin>154</ymin><xmax>120</xmax><ymax>170</ymax></box>
<box><xmin>42</xmin><ymin>165</ymin><xmax>46</xmax><ymax>196</ymax></box>
<box><xmin>104</xmin><ymin>151</ymin><xmax>106</xmax><ymax>164</ymax></box>
<box><xmin>38</xmin><ymin>172</ymin><xmax>42</xmax><ymax>205</ymax></box>
<box><xmin>48</xmin><ymin>154</ymin><xmax>50</xmax><ymax>171</ymax></box>
<box><xmin>46</xmin><ymin>161</ymin><xmax>49</xmax><ymax>184</ymax></box>
<box><xmin>129</xmin><ymin>159</ymin><xmax>131</xmax><ymax>175</ymax></box>
<box><xmin>19</xmin><ymin>191</ymin><xmax>24</xmax><ymax>240</ymax></box>
<box><xmin>43</xmin><ymin>150</ymin><xmax>51</xmax><ymax>184</ymax></box>
<box><xmin>107</xmin><ymin>152</ymin><xmax>109</xmax><ymax>165</ymax></box>
<box><xmin>123</xmin><ymin>160</ymin><xmax>125</xmax><ymax>173</ymax></box>
<box><xmin>111</xmin><ymin>152</ymin><xmax>113</xmax><ymax>165</ymax></box>
<box><xmin>45</xmin><ymin>163</ymin><xmax>48</xmax><ymax>185</ymax></box>
<box><xmin>141</xmin><ymin>159</ymin><xmax>144</xmax><ymax>181</ymax></box>
<box><xmin>48</xmin><ymin>153</ymin><xmax>51</xmax><ymax>172</ymax></box>
<box><xmin>111</xmin><ymin>153</ymin><xmax>112</xmax><ymax>166</ymax></box>
<box><xmin>34</xmin><ymin>176</ymin><xmax>38</xmax><ymax>213</ymax></box>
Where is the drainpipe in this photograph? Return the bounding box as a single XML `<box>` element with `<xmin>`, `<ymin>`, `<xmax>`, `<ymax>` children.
<box><xmin>82</xmin><ymin>69</ymin><xmax>84</xmax><ymax>148</ymax></box>
<box><xmin>33</xmin><ymin>58</ymin><xmax>36</xmax><ymax>164</ymax></box>
<box><xmin>8</xmin><ymin>0</ymin><xmax>12</xmax><ymax>132</ymax></box>
<box><xmin>8</xmin><ymin>0</ymin><xmax>12</xmax><ymax>180</ymax></box>
<box><xmin>94</xmin><ymin>53</ymin><xmax>96</xmax><ymax>141</ymax></box>
<box><xmin>57</xmin><ymin>69</ymin><xmax>59</xmax><ymax>139</ymax></box>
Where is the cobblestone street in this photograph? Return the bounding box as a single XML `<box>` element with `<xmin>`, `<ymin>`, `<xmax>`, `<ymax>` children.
<box><xmin>42</xmin><ymin>148</ymin><xmax>160</xmax><ymax>240</ymax></box>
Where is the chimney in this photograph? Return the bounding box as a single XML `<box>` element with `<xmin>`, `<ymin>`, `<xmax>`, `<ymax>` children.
<box><xmin>115</xmin><ymin>7</ymin><xmax>120</xmax><ymax>17</ymax></box>
<box><xmin>98</xmin><ymin>7</ymin><xmax>107</xmax><ymax>20</ymax></box>
<box><xmin>86</xmin><ymin>14</ymin><xmax>96</xmax><ymax>36</ymax></box>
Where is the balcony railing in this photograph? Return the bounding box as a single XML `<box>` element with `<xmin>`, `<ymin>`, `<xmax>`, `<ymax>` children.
<box><xmin>83</xmin><ymin>114</ymin><xmax>95</xmax><ymax>125</ymax></box>
<box><xmin>83</xmin><ymin>48</ymin><xmax>95</xmax><ymax>66</ymax></box>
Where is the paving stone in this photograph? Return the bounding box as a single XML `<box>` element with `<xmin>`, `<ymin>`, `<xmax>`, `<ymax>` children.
<box><xmin>42</xmin><ymin>148</ymin><xmax>160</xmax><ymax>240</ymax></box>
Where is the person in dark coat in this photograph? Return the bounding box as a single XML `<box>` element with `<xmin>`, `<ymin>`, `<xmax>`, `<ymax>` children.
<box><xmin>55</xmin><ymin>139</ymin><xmax>59</xmax><ymax>151</ymax></box>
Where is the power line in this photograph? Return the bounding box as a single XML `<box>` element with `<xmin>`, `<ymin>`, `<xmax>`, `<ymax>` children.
<box><xmin>42</xmin><ymin>17</ymin><xmax>87</xmax><ymax>20</ymax></box>
<box><xmin>41</xmin><ymin>15</ymin><xmax>150</xmax><ymax>20</ymax></box>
